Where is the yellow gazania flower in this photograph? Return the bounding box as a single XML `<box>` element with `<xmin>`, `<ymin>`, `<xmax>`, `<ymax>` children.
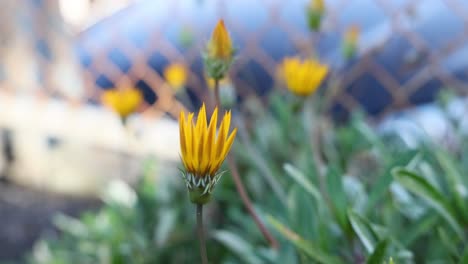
<box><xmin>280</xmin><ymin>57</ymin><xmax>329</xmax><ymax>96</ymax></box>
<box><xmin>101</xmin><ymin>87</ymin><xmax>142</xmax><ymax>119</ymax></box>
<box><xmin>179</xmin><ymin>104</ymin><xmax>237</xmax><ymax>200</ymax></box>
<box><xmin>207</xmin><ymin>19</ymin><xmax>233</xmax><ymax>60</ymax></box>
<box><xmin>164</xmin><ymin>63</ymin><xmax>188</xmax><ymax>91</ymax></box>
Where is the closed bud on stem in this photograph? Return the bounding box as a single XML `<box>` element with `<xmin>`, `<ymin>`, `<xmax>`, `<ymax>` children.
<box><xmin>204</xmin><ymin>19</ymin><xmax>235</xmax><ymax>80</ymax></box>
<box><xmin>342</xmin><ymin>25</ymin><xmax>360</xmax><ymax>60</ymax></box>
<box><xmin>307</xmin><ymin>0</ymin><xmax>325</xmax><ymax>31</ymax></box>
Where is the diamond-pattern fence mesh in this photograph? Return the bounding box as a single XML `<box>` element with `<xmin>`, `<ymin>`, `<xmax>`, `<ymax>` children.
<box><xmin>2</xmin><ymin>0</ymin><xmax>468</xmax><ymax>121</ymax></box>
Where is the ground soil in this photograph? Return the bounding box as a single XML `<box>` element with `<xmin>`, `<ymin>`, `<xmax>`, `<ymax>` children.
<box><xmin>0</xmin><ymin>181</ymin><xmax>99</xmax><ymax>262</ymax></box>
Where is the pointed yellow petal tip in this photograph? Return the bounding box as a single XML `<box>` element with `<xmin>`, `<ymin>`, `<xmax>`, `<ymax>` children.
<box><xmin>208</xmin><ymin>19</ymin><xmax>233</xmax><ymax>60</ymax></box>
<box><xmin>217</xmin><ymin>19</ymin><xmax>226</xmax><ymax>29</ymax></box>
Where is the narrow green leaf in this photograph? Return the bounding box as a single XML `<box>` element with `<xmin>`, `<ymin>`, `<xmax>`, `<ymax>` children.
<box><xmin>327</xmin><ymin>166</ymin><xmax>348</xmax><ymax>230</ymax></box>
<box><xmin>435</xmin><ymin>150</ymin><xmax>468</xmax><ymax>221</ymax></box>
<box><xmin>438</xmin><ymin>227</ymin><xmax>460</xmax><ymax>258</ymax></box>
<box><xmin>288</xmin><ymin>186</ymin><xmax>318</xmax><ymax>241</ymax></box>
<box><xmin>348</xmin><ymin>210</ymin><xmax>379</xmax><ymax>253</ymax></box>
<box><xmin>283</xmin><ymin>163</ymin><xmax>322</xmax><ymax>202</ymax></box>
<box><xmin>435</xmin><ymin>150</ymin><xmax>464</xmax><ymax>186</ymax></box>
<box><xmin>400</xmin><ymin>213</ymin><xmax>439</xmax><ymax>246</ymax></box>
<box><xmin>236</xmin><ymin>119</ymin><xmax>287</xmax><ymax>202</ymax></box>
<box><xmin>366</xmin><ymin>239</ymin><xmax>389</xmax><ymax>264</ymax></box>
<box><xmin>212</xmin><ymin>230</ymin><xmax>263</xmax><ymax>264</ymax></box>
<box><xmin>366</xmin><ymin>151</ymin><xmax>419</xmax><ymax>212</ymax></box>
<box><xmin>267</xmin><ymin>216</ymin><xmax>343</xmax><ymax>264</ymax></box>
<box><xmin>353</xmin><ymin>119</ymin><xmax>387</xmax><ymax>158</ymax></box>
<box><xmin>459</xmin><ymin>244</ymin><xmax>468</xmax><ymax>264</ymax></box>
<box><xmin>392</xmin><ymin>167</ymin><xmax>463</xmax><ymax>237</ymax></box>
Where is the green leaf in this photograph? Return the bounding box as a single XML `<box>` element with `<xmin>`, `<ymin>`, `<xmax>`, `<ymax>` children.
<box><xmin>267</xmin><ymin>216</ymin><xmax>343</xmax><ymax>264</ymax></box>
<box><xmin>435</xmin><ymin>150</ymin><xmax>464</xmax><ymax>186</ymax></box>
<box><xmin>366</xmin><ymin>239</ymin><xmax>389</xmax><ymax>264</ymax></box>
<box><xmin>460</xmin><ymin>244</ymin><xmax>468</xmax><ymax>264</ymax></box>
<box><xmin>366</xmin><ymin>151</ymin><xmax>419</xmax><ymax>212</ymax></box>
<box><xmin>288</xmin><ymin>186</ymin><xmax>320</xmax><ymax>241</ymax></box>
<box><xmin>392</xmin><ymin>167</ymin><xmax>463</xmax><ymax>237</ymax></box>
<box><xmin>283</xmin><ymin>163</ymin><xmax>323</xmax><ymax>203</ymax></box>
<box><xmin>438</xmin><ymin>227</ymin><xmax>460</xmax><ymax>258</ymax></box>
<box><xmin>435</xmin><ymin>150</ymin><xmax>468</xmax><ymax>221</ymax></box>
<box><xmin>348</xmin><ymin>210</ymin><xmax>379</xmax><ymax>253</ymax></box>
<box><xmin>212</xmin><ymin>230</ymin><xmax>263</xmax><ymax>264</ymax></box>
<box><xmin>236</xmin><ymin>119</ymin><xmax>287</xmax><ymax>203</ymax></box>
<box><xmin>327</xmin><ymin>166</ymin><xmax>348</xmax><ymax>230</ymax></box>
<box><xmin>353</xmin><ymin>119</ymin><xmax>386</xmax><ymax>158</ymax></box>
<box><xmin>400</xmin><ymin>213</ymin><xmax>439</xmax><ymax>246</ymax></box>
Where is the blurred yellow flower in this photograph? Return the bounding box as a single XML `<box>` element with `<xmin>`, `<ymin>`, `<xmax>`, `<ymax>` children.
<box><xmin>179</xmin><ymin>104</ymin><xmax>237</xmax><ymax>200</ymax></box>
<box><xmin>101</xmin><ymin>88</ymin><xmax>142</xmax><ymax>119</ymax></box>
<box><xmin>164</xmin><ymin>63</ymin><xmax>188</xmax><ymax>91</ymax></box>
<box><xmin>280</xmin><ymin>57</ymin><xmax>329</xmax><ymax>96</ymax></box>
<box><xmin>207</xmin><ymin>19</ymin><xmax>233</xmax><ymax>60</ymax></box>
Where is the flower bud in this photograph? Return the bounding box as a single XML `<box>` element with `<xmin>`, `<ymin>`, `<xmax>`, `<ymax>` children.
<box><xmin>307</xmin><ymin>0</ymin><xmax>325</xmax><ymax>31</ymax></box>
<box><xmin>204</xmin><ymin>19</ymin><xmax>234</xmax><ymax>80</ymax></box>
<box><xmin>342</xmin><ymin>25</ymin><xmax>360</xmax><ymax>60</ymax></box>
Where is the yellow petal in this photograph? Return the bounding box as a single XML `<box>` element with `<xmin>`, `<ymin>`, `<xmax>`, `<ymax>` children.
<box><xmin>186</xmin><ymin>113</ymin><xmax>194</xmax><ymax>172</ymax></box>
<box><xmin>203</xmin><ymin>107</ymin><xmax>218</xmax><ymax>173</ymax></box>
<box><xmin>215</xmin><ymin>112</ymin><xmax>229</xmax><ymax>158</ymax></box>
<box><xmin>179</xmin><ymin>111</ymin><xmax>188</xmax><ymax>167</ymax></box>
<box><xmin>219</xmin><ymin>128</ymin><xmax>237</xmax><ymax>166</ymax></box>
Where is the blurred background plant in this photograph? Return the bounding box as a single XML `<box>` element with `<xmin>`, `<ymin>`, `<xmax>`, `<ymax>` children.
<box><xmin>1</xmin><ymin>0</ymin><xmax>468</xmax><ymax>263</ymax></box>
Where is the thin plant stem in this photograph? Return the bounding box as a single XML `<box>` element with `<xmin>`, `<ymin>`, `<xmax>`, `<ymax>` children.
<box><xmin>304</xmin><ymin>96</ymin><xmax>326</xmax><ymax>182</ymax></box>
<box><xmin>196</xmin><ymin>204</ymin><xmax>208</xmax><ymax>264</ymax></box>
<box><xmin>214</xmin><ymin>82</ymin><xmax>221</xmax><ymax>110</ymax></box>
<box><xmin>226</xmin><ymin>155</ymin><xmax>279</xmax><ymax>249</ymax></box>
<box><xmin>213</xmin><ymin>79</ymin><xmax>279</xmax><ymax>249</ymax></box>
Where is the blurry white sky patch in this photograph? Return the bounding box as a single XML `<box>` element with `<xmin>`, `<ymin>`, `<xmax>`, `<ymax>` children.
<box><xmin>59</xmin><ymin>0</ymin><xmax>135</xmax><ymax>30</ymax></box>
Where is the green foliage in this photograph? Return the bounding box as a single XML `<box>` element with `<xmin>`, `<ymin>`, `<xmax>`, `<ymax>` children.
<box><xmin>29</xmin><ymin>90</ymin><xmax>468</xmax><ymax>263</ymax></box>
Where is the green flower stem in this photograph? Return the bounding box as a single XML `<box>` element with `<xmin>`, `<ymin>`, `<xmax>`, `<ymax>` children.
<box><xmin>213</xmin><ymin>79</ymin><xmax>279</xmax><ymax>249</ymax></box>
<box><xmin>214</xmin><ymin>81</ymin><xmax>221</xmax><ymax>109</ymax></box>
<box><xmin>196</xmin><ymin>204</ymin><xmax>208</xmax><ymax>264</ymax></box>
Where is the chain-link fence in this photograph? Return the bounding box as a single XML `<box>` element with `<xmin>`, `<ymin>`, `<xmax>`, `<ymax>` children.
<box><xmin>2</xmin><ymin>0</ymin><xmax>468</xmax><ymax>120</ymax></box>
